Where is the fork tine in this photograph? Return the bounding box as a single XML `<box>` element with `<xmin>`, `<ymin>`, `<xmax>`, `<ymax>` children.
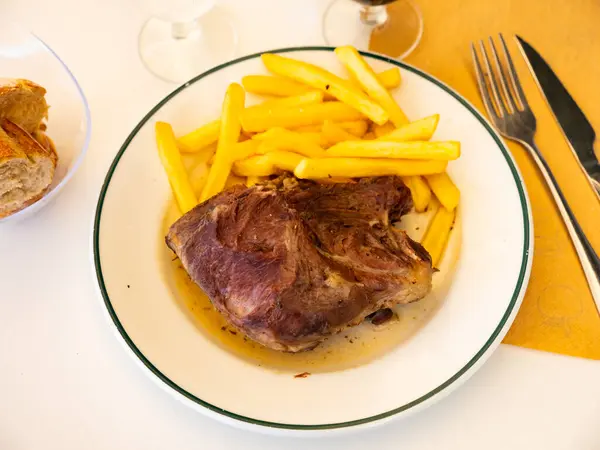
<box><xmin>478</xmin><ymin>40</ymin><xmax>507</xmax><ymax>117</ymax></box>
<box><xmin>471</xmin><ymin>43</ymin><xmax>500</xmax><ymax>123</ymax></box>
<box><xmin>487</xmin><ymin>37</ymin><xmax>517</xmax><ymax>114</ymax></box>
<box><xmin>500</xmin><ymin>34</ymin><xmax>529</xmax><ymax>110</ymax></box>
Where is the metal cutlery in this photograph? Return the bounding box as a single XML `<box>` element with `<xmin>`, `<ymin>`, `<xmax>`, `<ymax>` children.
<box><xmin>471</xmin><ymin>34</ymin><xmax>600</xmax><ymax>313</ymax></box>
<box><xmin>516</xmin><ymin>35</ymin><xmax>600</xmax><ymax>198</ymax></box>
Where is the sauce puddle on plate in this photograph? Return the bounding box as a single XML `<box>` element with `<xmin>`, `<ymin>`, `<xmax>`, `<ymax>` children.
<box><xmin>160</xmin><ymin>200</ymin><xmax>461</xmax><ymax>374</ymax></box>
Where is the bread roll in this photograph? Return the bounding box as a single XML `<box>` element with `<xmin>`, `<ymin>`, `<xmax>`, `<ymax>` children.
<box><xmin>0</xmin><ymin>79</ymin><xmax>48</xmax><ymax>134</ymax></box>
<box><xmin>0</xmin><ymin>79</ymin><xmax>55</xmax><ymax>219</ymax></box>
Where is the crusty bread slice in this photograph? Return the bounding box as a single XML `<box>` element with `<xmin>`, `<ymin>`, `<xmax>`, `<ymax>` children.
<box><xmin>0</xmin><ymin>119</ymin><xmax>56</xmax><ymax>218</ymax></box>
<box><xmin>0</xmin><ymin>79</ymin><xmax>48</xmax><ymax>134</ymax></box>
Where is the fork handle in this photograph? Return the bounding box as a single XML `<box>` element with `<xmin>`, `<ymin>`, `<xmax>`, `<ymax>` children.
<box><xmin>524</xmin><ymin>139</ymin><xmax>600</xmax><ymax>312</ymax></box>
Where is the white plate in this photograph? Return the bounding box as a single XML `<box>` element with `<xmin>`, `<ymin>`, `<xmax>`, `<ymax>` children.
<box><xmin>93</xmin><ymin>47</ymin><xmax>532</xmax><ymax>435</ymax></box>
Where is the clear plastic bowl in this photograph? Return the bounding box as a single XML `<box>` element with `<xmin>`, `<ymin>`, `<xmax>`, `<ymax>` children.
<box><xmin>0</xmin><ymin>23</ymin><xmax>91</xmax><ymax>224</ymax></box>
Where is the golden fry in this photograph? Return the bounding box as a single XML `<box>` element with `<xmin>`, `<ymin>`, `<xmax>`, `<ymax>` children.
<box><xmin>363</xmin><ymin>131</ymin><xmax>376</xmax><ymax>140</ymax></box>
<box><xmin>177</xmin><ymin>92</ymin><xmax>323</xmax><ymax>153</ymax></box>
<box><xmin>376</xmin><ymin>67</ymin><xmax>401</xmax><ymax>89</ymax></box>
<box><xmin>266</xmin><ymin>151</ymin><xmax>304</xmax><ymax>172</ymax></box>
<box><xmin>209</xmin><ymin>139</ymin><xmax>259</xmax><ymax>165</ymax></box>
<box><xmin>254</xmin><ymin>90</ymin><xmax>324</xmax><ymax>110</ymax></box>
<box><xmin>335</xmin><ymin>46</ymin><xmax>408</xmax><ymax>127</ymax></box>
<box><xmin>178</xmin><ymin>119</ymin><xmax>220</xmax><ymax>153</ymax></box>
<box><xmin>225</xmin><ymin>173</ymin><xmax>246</xmax><ymax>189</ymax></box>
<box><xmin>241</xmin><ymin>101</ymin><xmax>364</xmax><ymax>132</ymax></box>
<box><xmin>402</xmin><ymin>176</ymin><xmax>431</xmax><ymax>212</ymax></box>
<box><xmin>421</xmin><ymin>205</ymin><xmax>455</xmax><ymax>267</ymax></box>
<box><xmin>381</xmin><ymin>115</ymin><xmax>440</xmax><ymax>142</ymax></box>
<box><xmin>296</xmin><ymin>131</ymin><xmax>326</xmax><ymax>147</ymax></box>
<box><xmin>261</xmin><ymin>53</ymin><xmax>389</xmax><ymax>124</ymax></box>
<box><xmin>243</xmin><ymin>69</ymin><xmax>400</xmax><ymax>97</ymax></box>
<box><xmin>373</xmin><ymin>122</ymin><xmax>395</xmax><ymax>138</ymax></box>
<box><xmin>246</xmin><ymin>175</ymin><xmax>264</xmax><ymax>186</ymax></box>
<box><xmin>200</xmin><ymin>83</ymin><xmax>245</xmax><ymax>202</ymax></box>
<box><xmin>321</xmin><ymin>120</ymin><xmax>357</xmax><ymax>146</ymax></box>
<box><xmin>242</xmin><ymin>75</ymin><xmax>311</xmax><ymax>97</ymax></box>
<box><xmin>233</xmin><ymin>155</ymin><xmax>277</xmax><ymax>177</ymax></box>
<box><xmin>294</xmin><ymin>120</ymin><xmax>368</xmax><ymax>137</ymax></box>
<box><xmin>294</xmin><ymin>158</ymin><xmax>447</xmax><ymax>179</ymax></box>
<box><xmin>155</xmin><ymin>121</ymin><xmax>198</xmax><ymax>213</ymax></box>
<box><xmin>425</xmin><ymin>172</ymin><xmax>460</xmax><ymax>211</ymax></box>
<box><xmin>326</xmin><ymin>140</ymin><xmax>460</xmax><ymax>160</ymax></box>
<box><xmin>293</xmin><ymin>124</ymin><xmax>322</xmax><ymax>133</ymax></box>
<box><xmin>338</xmin><ymin>120</ymin><xmax>369</xmax><ymax>137</ymax></box>
<box><xmin>254</xmin><ymin>128</ymin><xmax>325</xmax><ymax>157</ymax></box>
<box><xmin>233</xmin><ymin>139</ymin><xmax>260</xmax><ymax>161</ymax></box>
<box><xmin>188</xmin><ymin>162</ymin><xmax>210</xmax><ymax>197</ymax></box>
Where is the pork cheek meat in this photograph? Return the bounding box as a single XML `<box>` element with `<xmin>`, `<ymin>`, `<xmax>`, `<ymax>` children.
<box><xmin>166</xmin><ymin>175</ymin><xmax>433</xmax><ymax>352</ymax></box>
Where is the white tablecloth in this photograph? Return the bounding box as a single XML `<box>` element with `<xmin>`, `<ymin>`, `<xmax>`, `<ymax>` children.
<box><xmin>2</xmin><ymin>1</ymin><xmax>599</xmax><ymax>448</ymax></box>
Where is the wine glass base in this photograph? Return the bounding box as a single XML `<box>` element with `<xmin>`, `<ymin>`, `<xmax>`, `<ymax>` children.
<box><xmin>322</xmin><ymin>0</ymin><xmax>423</xmax><ymax>60</ymax></box>
<box><xmin>138</xmin><ymin>7</ymin><xmax>238</xmax><ymax>84</ymax></box>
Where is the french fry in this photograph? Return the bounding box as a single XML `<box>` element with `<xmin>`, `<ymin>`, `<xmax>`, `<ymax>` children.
<box><xmin>373</xmin><ymin>122</ymin><xmax>395</xmax><ymax>138</ymax></box>
<box><xmin>293</xmin><ymin>124</ymin><xmax>322</xmax><ymax>133</ymax></box>
<box><xmin>233</xmin><ymin>139</ymin><xmax>260</xmax><ymax>161</ymax></box>
<box><xmin>425</xmin><ymin>172</ymin><xmax>460</xmax><ymax>211</ymax></box>
<box><xmin>256</xmin><ymin>90</ymin><xmax>324</xmax><ymax>110</ymax></box>
<box><xmin>321</xmin><ymin>121</ymin><xmax>357</xmax><ymax>146</ymax></box>
<box><xmin>376</xmin><ymin>67</ymin><xmax>401</xmax><ymax>89</ymax></box>
<box><xmin>246</xmin><ymin>175</ymin><xmax>264</xmax><ymax>186</ymax></box>
<box><xmin>261</xmin><ymin>53</ymin><xmax>389</xmax><ymax>124</ymax></box>
<box><xmin>296</xmin><ymin>131</ymin><xmax>326</xmax><ymax>147</ymax></box>
<box><xmin>326</xmin><ymin>141</ymin><xmax>460</xmax><ymax>160</ymax></box>
<box><xmin>381</xmin><ymin>115</ymin><xmax>440</xmax><ymax>142</ymax></box>
<box><xmin>209</xmin><ymin>139</ymin><xmax>260</xmax><ymax>165</ymax></box>
<box><xmin>155</xmin><ymin>122</ymin><xmax>198</xmax><ymax>213</ymax></box>
<box><xmin>335</xmin><ymin>46</ymin><xmax>408</xmax><ymax>127</ymax></box>
<box><xmin>243</xmin><ymin>69</ymin><xmax>400</xmax><ymax>97</ymax></box>
<box><xmin>188</xmin><ymin>161</ymin><xmax>210</xmax><ymax>197</ymax></box>
<box><xmin>177</xmin><ymin>92</ymin><xmax>323</xmax><ymax>153</ymax></box>
<box><xmin>181</xmin><ymin>142</ymin><xmax>215</xmax><ymax>171</ymax></box>
<box><xmin>266</xmin><ymin>151</ymin><xmax>304</xmax><ymax>172</ymax></box>
<box><xmin>338</xmin><ymin>120</ymin><xmax>369</xmax><ymax>137</ymax></box>
<box><xmin>241</xmin><ymin>102</ymin><xmax>364</xmax><ymax>132</ymax></box>
<box><xmin>294</xmin><ymin>120</ymin><xmax>368</xmax><ymax>137</ymax></box>
<box><xmin>178</xmin><ymin>120</ymin><xmax>220</xmax><ymax>153</ymax></box>
<box><xmin>200</xmin><ymin>83</ymin><xmax>245</xmax><ymax>202</ymax></box>
<box><xmin>421</xmin><ymin>205</ymin><xmax>456</xmax><ymax>267</ymax></box>
<box><xmin>402</xmin><ymin>176</ymin><xmax>431</xmax><ymax>212</ymax></box>
<box><xmin>242</xmin><ymin>75</ymin><xmax>312</xmax><ymax>97</ymax></box>
<box><xmin>294</xmin><ymin>158</ymin><xmax>447</xmax><ymax>179</ymax></box>
<box><xmin>253</xmin><ymin>128</ymin><xmax>325</xmax><ymax>157</ymax></box>
<box><xmin>225</xmin><ymin>173</ymin><xmax>246</xmax><ymax>189</ymax></box>
<box><xmin>233</xmin><ymin>155</ymin><xmax>277</xmax><ymax>177</ymax></box>
<box><xmin>363</xmin><ymin>131</ymin><xmax>376</xmax><ymax>140</ymax></box>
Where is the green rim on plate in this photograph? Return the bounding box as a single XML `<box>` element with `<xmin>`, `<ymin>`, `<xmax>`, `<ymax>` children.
<box><xmin>93</xmin><ymin>46</ymin><xmax>531</xmax><ymax>430</ymax></box>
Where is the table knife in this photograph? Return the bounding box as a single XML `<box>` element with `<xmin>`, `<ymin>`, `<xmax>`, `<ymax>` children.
<box><xmin>516</xmin><ymin>35</ymin><xmax>600</xmax><ymax>196</ymax></box>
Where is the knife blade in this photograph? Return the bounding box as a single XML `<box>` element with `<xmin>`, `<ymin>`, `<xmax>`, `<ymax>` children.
<box><xmin>516</xmin><ymin>35</ymin><xmax>600</xmax><ymax>194</ymax></box>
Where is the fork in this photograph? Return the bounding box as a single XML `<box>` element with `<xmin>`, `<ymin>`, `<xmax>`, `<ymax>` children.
<box><xmin>471</xmin><ymin>34</ymin><xmax>600</xmax><ymax>310</ymax></box>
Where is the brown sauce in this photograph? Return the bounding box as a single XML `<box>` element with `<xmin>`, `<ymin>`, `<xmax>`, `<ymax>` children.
<box><xmin>160</xmin><ymin>201</ymin><xmax>461</xmax><ymax>374</ymax></box>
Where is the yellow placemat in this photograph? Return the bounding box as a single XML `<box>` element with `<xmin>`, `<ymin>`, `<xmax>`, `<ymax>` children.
<box><xmin>371</xmin><ymin>0</ymin><xmax>600</xmax><ymax>359</ymax></box>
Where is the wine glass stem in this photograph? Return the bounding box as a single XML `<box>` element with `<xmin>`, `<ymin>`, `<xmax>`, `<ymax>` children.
<box><xmin>360</xmin><ymin>5</ymin><xmax>389</xmax><ymax>27</ymax></box>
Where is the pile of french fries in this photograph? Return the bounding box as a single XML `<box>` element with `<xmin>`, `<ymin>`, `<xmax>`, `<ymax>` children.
<box><xmin>156</xmin><ymin>45</ymin><xmax>460</xmax><ymax>267</ymax></box>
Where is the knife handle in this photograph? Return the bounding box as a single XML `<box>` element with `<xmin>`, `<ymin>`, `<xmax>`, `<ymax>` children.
<box><xmin>524</xmin><ymin>139</ymin><xmax>600</xmax><ymax>310</ymax></box>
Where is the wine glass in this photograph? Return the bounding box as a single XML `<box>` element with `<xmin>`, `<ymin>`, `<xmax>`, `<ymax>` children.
<box><xmin>323</xmin><ymin>0</ymin><xmax>423</xmax><ymax>59</ymax></box>
<box><xmin>138</xmin><ymin>0</ymin><xmax>238</xmax><ymax>83</ymax></box>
